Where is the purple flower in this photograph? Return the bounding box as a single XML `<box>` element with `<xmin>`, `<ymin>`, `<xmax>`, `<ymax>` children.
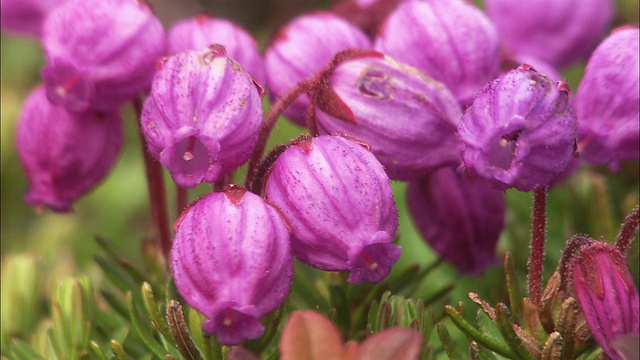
<box><xmin>16</xmin><ymin>85</ymin><xmax>123</xmax><ymax>212</ymax></box>
<box><xmin>458</xmin><ymin>66</ymin><xmax>577</xmax><ymax>191</ymax></box>
<box><xmin>571</xmin><ymin>242</ymin><xmax>639</xmax><ymax>360</ymax></box>
<box><xmin>141</xmin><ymin>45</ymin><xmax>263</xmax><ymax>188</ymax></box>
<box><xmin>265</xmin><ymin>135</ymin><xmax>400</xmax><ymax>284</ymax></box>
<box><xmin>575</xmin><ymin>27</ymin><xmax>640</xmax><ymax>170</ymax></box>
<box><xmin>0</xmin><ymin>0</ymin><xmax>68</xmax><ymax>37</ymax></box>
<box><xmin>374</xmin><ymin>0</ymin><xmax>500</xmax><ymax>106</ymax></box>
<box><xmin>171</xmin><ymin>186</ymin><xmax>293</xmax><ymax>345</ymax></box>
<box><xmin>264</xmin><ymin>12</ymin><xmax>371</xmax><ymax>126</ymax></box>
<box><xmin>313</xmin><ymin>50</ymin><xmax>463</xmax><ymax>180</ymax></box>
<box><xmin>330</xmin><ymin>0</ymin><xmax>404</xmax><ymax>38</ymax></box>
<box><xmin>407</xmin><ymin>167</ymin><xmax>505</xmax><ymax>275</ymax></box>
<box><xmin>41</xmin><ymin>0</ymin><xmax>166</xmax><ymax>112</ymax></box>
<box><xmin>485</xmin><ymin>0</ymin><xmax>614</xmax><ymax>69</ymax></box>
<box><xmin>167</xmin><ymin>14</ymin><xmax>266</xmax><ymax>87</ymax></box>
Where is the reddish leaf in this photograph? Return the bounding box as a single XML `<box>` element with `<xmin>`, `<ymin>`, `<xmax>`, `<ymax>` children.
<box><xmin>350</xmin><ymin>327</ymin><xmax>422</xmax><ymax>360</ymax></box>
<box><xmin>280</xmin><ymin>310</ymin><xmax>346</xmax><ymax>360</ymax></box>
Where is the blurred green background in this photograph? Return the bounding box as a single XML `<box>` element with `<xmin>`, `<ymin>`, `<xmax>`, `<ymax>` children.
<box><xmin>1</xmin><ymin>0</ymin><xmax>639</xmax><ymax>357</ymax></box>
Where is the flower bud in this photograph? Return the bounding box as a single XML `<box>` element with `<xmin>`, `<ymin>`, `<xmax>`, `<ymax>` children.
<box><xmin>571</xmin><ymin>242</ymin><xmax>639</xmax><ymax>360</ymax></box>
<box><xmin>264</xmin><ymin>12</ymin><xmax>371</xmax><ymax>126</ymax></box>
<box><xmin>141</xmin><ymin>45</ymin><xmax>263</xmax><ymax>188</ymax></box>
<box><xmin>167</xmin><ymin>14</ymin><xmax>266</xmax><ymax>87</ymax></box>
<box><xmin>0</xmin><ymin>0</ymin><xmax>68</xmax><ymax>37</ymax></box>
<box><xmin>171</xmin><ymin>186</ymin><xmax>293</xmax><ymax>345</ymax></box>
<box><xmin>314</xmin><ymin>50</ymin><xmax>463</xmax><ymax>180</ymax></box>
<box><xmin>407</xmin><ymin>167</ymin><xmax>505</xmax><ymax>275</ymax></box>
<box><xmin>458</xmin><ymin>66</ymin><xmax>577</xmax><ymax>191</ymax></box>
<box><xmin>41</xmin><ymin>0</ymin><xmax>166</xmax><ymax>112</ymax></box>
<box><xmin>485</xmin><ymin>0</ymin><xmax>614</xmax><ymax>69</ymax></box>
<box><xmin>265</xmin><ymin>135</ymin><xmax>400</xmax><ymax>284</ymax></box>
<box><xmin>575</xmin><ymin>27</ymin><xmax>639</xmax><ymax>170</ymax></box>
<box><xmin>16</xmin><ymin>86</ymin><xmax>123</xmax><ymax>212</ymax></box>
<box><xmin>374</xmin><ymin>0</ymin><xmax>500</xmax><ymax>106</ymax></box>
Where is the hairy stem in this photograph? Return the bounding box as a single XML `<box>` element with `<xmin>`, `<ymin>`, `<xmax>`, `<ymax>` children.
<box><xmin>245</xmin><ymin>77</ymin><xmax>314</xmax><ymax>190</ymax></box>
<box><xmin>133</xmin><ymin>97</ymin><xmax>172</xmax><ymax>261</ymax></box>
<box><xmin>528</xmin><ymin>187</ymin><xmax>548</xmax><ymax>306</ymax></box>
<box><xmin>615</xmin><ymin>205</ymin><xmax>639</xmax><ymax>254</ymax></box>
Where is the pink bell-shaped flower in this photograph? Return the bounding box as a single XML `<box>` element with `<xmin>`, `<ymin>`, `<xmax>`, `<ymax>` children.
<box><xmin>575</xmin><ymin>27</ymin><xmax>639</xmax><ymax>170</ymax></box>
<box><xmin>0</xmin><ymin>0</ymin><xmax>68</xmax><ymax>37</ymax></box>
<box><xmin>141</xmin><ymin>45</ymin><xmax>263</xmax><ymax>188</ymax></box>
<box><xmin>41</xmin><ymin>0</ymin><xmax>166</xmax><ymax>112</ymax></box>
<box><xmin>485</xmin><ymin>0</ymin><xmax>614</xmax><ymax>69</ymax></box>
<box><xmin>264</xmin><ymin>12</ymin><xmax>371</xmax><ymax>126</ymax></box>
<box><xmin>407</xmin><ymin>167</ymin><xmax>505</xmax><ymax>275</ymax></box>
<box><xmin>16</xmin><ymin>85</ymin><xmax>123</xmax><ymax>212</ymax></box>
<box><xmin>167</xmin><ymin>14</ymin><xmax>266</xmax><ymax>87</ymax></box>
<box><xmin>458</xmin><ymin>66</ymin><xmax>577</xmax><ymax>191</ymax></box>
<box><xmin>313</xmin><ymin>49</ymin><xmax>463</xmax><ymax>180</ymax></box>
<box><xmin>374</xmin><ymin>0</ymin><xmax>500</xmax><ymax>106</ymax></box>
<box><xmin>570</xmin><ymin>241</ymin><xmax>639</xmax><ymax>360</ymax></box>
<box><xmin>265</xmin><ymin>135</ymin><xmax>400</xmax><ymax>284</ymax></box>
<box><xmin>171</xmin><ymin>186</ymin><xmax>293</xmax><ymax>345</ymax></box>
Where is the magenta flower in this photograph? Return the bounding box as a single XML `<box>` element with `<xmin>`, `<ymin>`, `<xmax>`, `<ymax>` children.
<box><xmin>485</xmin><ymin>0</ymin><xmax>614</xmax><ymax>69</ymax></box>
<box><xmin>0</xmin><ymin>0</ymin><xmax>68</xmax><ymax>37</ymax></box>
<box><xmin>167</xmin><ymin>14</ymin><xmax>266</xmax><ymax>86</ymax></box>
<box><xmin>374</xmin><ymin>0</ymin><xmax>499</xmax><ymax>106</ymax></box>
<box><xmin>264</xmin><ymin>12</ymin><xmax>371</xmax><ymax>126</ymax></box>
<box><xmin>265</xmin><ymin>135</ymin><xmax>400</xmax><ymax>284</ymax></box>
<box><xmin>571</xmin><ymin>242</ymin><xmax>639</xmax><ymax>360</ymax></box>
<box><xmin>458</xmin><ymin>66</ymin><xmax>577</xmax><ymax>191</ymax></box>
<box><xmin>141</xmin><ymin>45</ymin><xmax>263</xmax><ymax>188</ymax></box>
<box><xmin>16</xmin><ymin>86</ymin><xmax>123</xmax><ymax>212</ymax></box>
<box><xmin>41</xmin><ymin>0</ymin><xmax>165</xmax><ymax>112</ymax></box>
<box><xmin>313</xmin><ymin>50</ymin><xmax>463</xmax><ymax>180</ymax></box>
<box><xmin>330</xmin><ymin>0</ymin><xmax>404</xmax><ymax>38</ymax></box>
<box><xmin>407</xmin><ymin>167</ymin><xmax>505</xmax><ymax>275</ymax></box>
<box><xmin>171</xmin><ymin>186</ymin><xmax>293</xmax><ymax>345</ymax></box>
<box><xmin>575</xmin><ymin>27</ymin><xmax>639</xmax><ymax>170</ymax></box>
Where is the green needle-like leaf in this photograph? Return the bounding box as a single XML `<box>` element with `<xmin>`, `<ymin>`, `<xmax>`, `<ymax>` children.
<box><xmin>445</xmin><ymin>305</ymin><xmax>515</xmax><ymax>358</ymax></box>
<box><xmin>127</xmin><ymin>291</ymin><xmax>167</xmax><ymax>359</ymax></box>
<box><xmin>503</xmin><ymin>253</ymin><xmax>523</xmax><ymax>325</ymax></box>
<box><xmin>437</xmin><ymin>323</ymin><xmax>461</xmax><ymax>360</ymax></box>
<box><xmin>494</xmin><ymin>304</ymin><xmax>536</xmax><ymax>360</ymax></box>
<box><xmin>142</xmin><ymin>282</ymin><xmax>172</xmax><ymax>342</ymax></box>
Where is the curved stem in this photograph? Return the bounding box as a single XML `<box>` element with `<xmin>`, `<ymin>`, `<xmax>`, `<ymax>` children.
<box><xmin>133</xmin><ymin>97</ymin><xmax>172</xmax><ymax>261</ymax></box>
<box><xmin>615</xmin><ymin>205</ymin><xmax>639</xmax><ymax>254</ymax></box>
<box><xmin>176</xmin><ymin>186</ymin><xmax>188</xmax><ymax>218</ymax></box>
<box><xmin>245</xmin><ymin>77</ymin><xmax>314</xmax><ymax>189</ymax></box>
<box><xmin>528</xmin><ymin>187</ymin><xmax>548</xmax><ymax>306</ymax></box>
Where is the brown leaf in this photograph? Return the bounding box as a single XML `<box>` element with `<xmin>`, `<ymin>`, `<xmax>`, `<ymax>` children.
<box><xmin>349</xmin><ymin>327</ymin><xmax>422</xmax><ymax>360</ymax></box>
<box><xmin>279</xmin><ymin>310</ymin><xmax>346</xmax><ymax>360</ymax></box>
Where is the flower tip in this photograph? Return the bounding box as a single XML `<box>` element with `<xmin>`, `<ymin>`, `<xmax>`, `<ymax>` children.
<box><xmin>348</xmin><ymin>237</ymin><xmax>401</xmax><ymax>284</ymax></box>
<box><xmin>203</xmin><ymin>307</ymin><xmax>265</xmax><ymax>345</ymax></box>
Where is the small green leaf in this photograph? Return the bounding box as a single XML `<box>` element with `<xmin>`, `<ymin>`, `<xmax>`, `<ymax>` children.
<box><xmin>445</xmin><ymin>305</ymin><xmax>514</xmax><ymax>358</ymax></box>
<box><xmin>90</xmin><ymin>341</ymin><xmax>109</xmax><ymax>360</ymax></box>
<box><xmin>110</xmin><ymin>339</ymin><xmax>130</xmax><ymax>360</ymax></box>
<box><xmin>494</xmin><ymin>304</ymin><xmax>536</xmax><ymax>360</ymax></box>
<box><xmin>437</xmin><ymin>324</ymin><xmax>460</xmax><ymax>360</ymax></box>
<box><xmin>127</xmin><ymin>291</ymin><xmax>167</xmax><ymax>359</ymax></box>
<box><xmin>476</xmin><ymin>309</ymin><xmax>507</xmax><ymax>351</ymax></box>
<box><xmin>9</xmin><ymin>338</ymin><xmax>46</xmax><ymax>360</ymax></box>
<box><xmin>141</xmin><ymin>282</ymin><xmax>172</xmax><ymax>342</ymax></box>
<box><xmin>503</xmin><ymin>253</ymin><xmax>523</xmax><ymax>325</ymax></box>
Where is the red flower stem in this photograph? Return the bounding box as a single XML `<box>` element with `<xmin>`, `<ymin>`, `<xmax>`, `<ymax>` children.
<box><xmin>528</xmin><ymin>186</ymin><xmax>548</xmax><ymax>306</ymax></box>
<box><xmin>133</xmin><ymin>97</ymin><xmax>172</xmax><ymax>261</ymax></box>
<box><xmin>176</xmin><ymin>186</ymin><xmax>188</xmax><ymax>218</ymax></box>
<box><xmin>245</xmin><ymin>78</ymin><xmax>314</xmax><ymax>189</ymax></box>
<box><xmin>615</xmin><ymin>205</ymin><xmax>639</xmax><ymax>254</ymax></box>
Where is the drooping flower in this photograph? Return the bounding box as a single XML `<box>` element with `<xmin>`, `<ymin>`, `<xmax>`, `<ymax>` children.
<box><xmin>575</xmin><ymin>27</ymin><xmax>640</xmax><ymax>170</ymax></box>
<box><xmin>374</xmin><ymin>0</ymin><xmax>500</xmax><ymax>106</ymax></box>
<box><xmin>0</xmin><ymin>0</ymin><xmax>68</xmax><ymax>37</ymax></box>
<box><xmin>485</xmin><ymin>0</ymin><xmax>614</xmax><ymax>69</ymax></box>
<box><xmin>313</xmin><ymin>50</ymin><xmax>463</xmax><ymax>180</ymax></box>
<box><xmin>141</xmin><ymin>45</ymin><xmax>263</xmax><ymax>188</ymax></box>
<box><xmin>167</xmin><ymin>14</ymin><xmax>266</xmax><ymax>86</ymax></box>
<box><xmin>16</xmin><ymin>85</ymin><xmax>123</xmax><ymax>212</ymax></box>
<box><xmin>264</xmin><ymin>12</ymin><xmax>371</xmax><ymax>126</ymax></box>
<box><xmin>41</xmin><ymin>0</ymin><xmax>166</xmax><ymax>112</ymax></box>
<box><xmin>458</xmin><ymin>66</ymin><xmax>577</xmax><ymax>191</ymax></box>
<box><xmin>570</xmin><ymin>241</ymin><xmax>639</xmax><ymax>360</ymax></box>
<box><xmin>265</xmin><ymin>135</ymin><xmax>400</xmax><ymax>284</ymax></box>
<box><xmin>406</xmin><ymin>167</ymin><xmax>505</xmax><ymax>275</ymax></box>
<box><xmin>171</xmin><ymin>186</ymin><xmax>293</xmax><ymax>346</ymax></box>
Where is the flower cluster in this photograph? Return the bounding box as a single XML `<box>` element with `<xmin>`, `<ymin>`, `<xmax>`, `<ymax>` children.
<box><xmin>6</xmin><ymin>0</ymin><xmax>639</xmax><ymax>353</ymax></box>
